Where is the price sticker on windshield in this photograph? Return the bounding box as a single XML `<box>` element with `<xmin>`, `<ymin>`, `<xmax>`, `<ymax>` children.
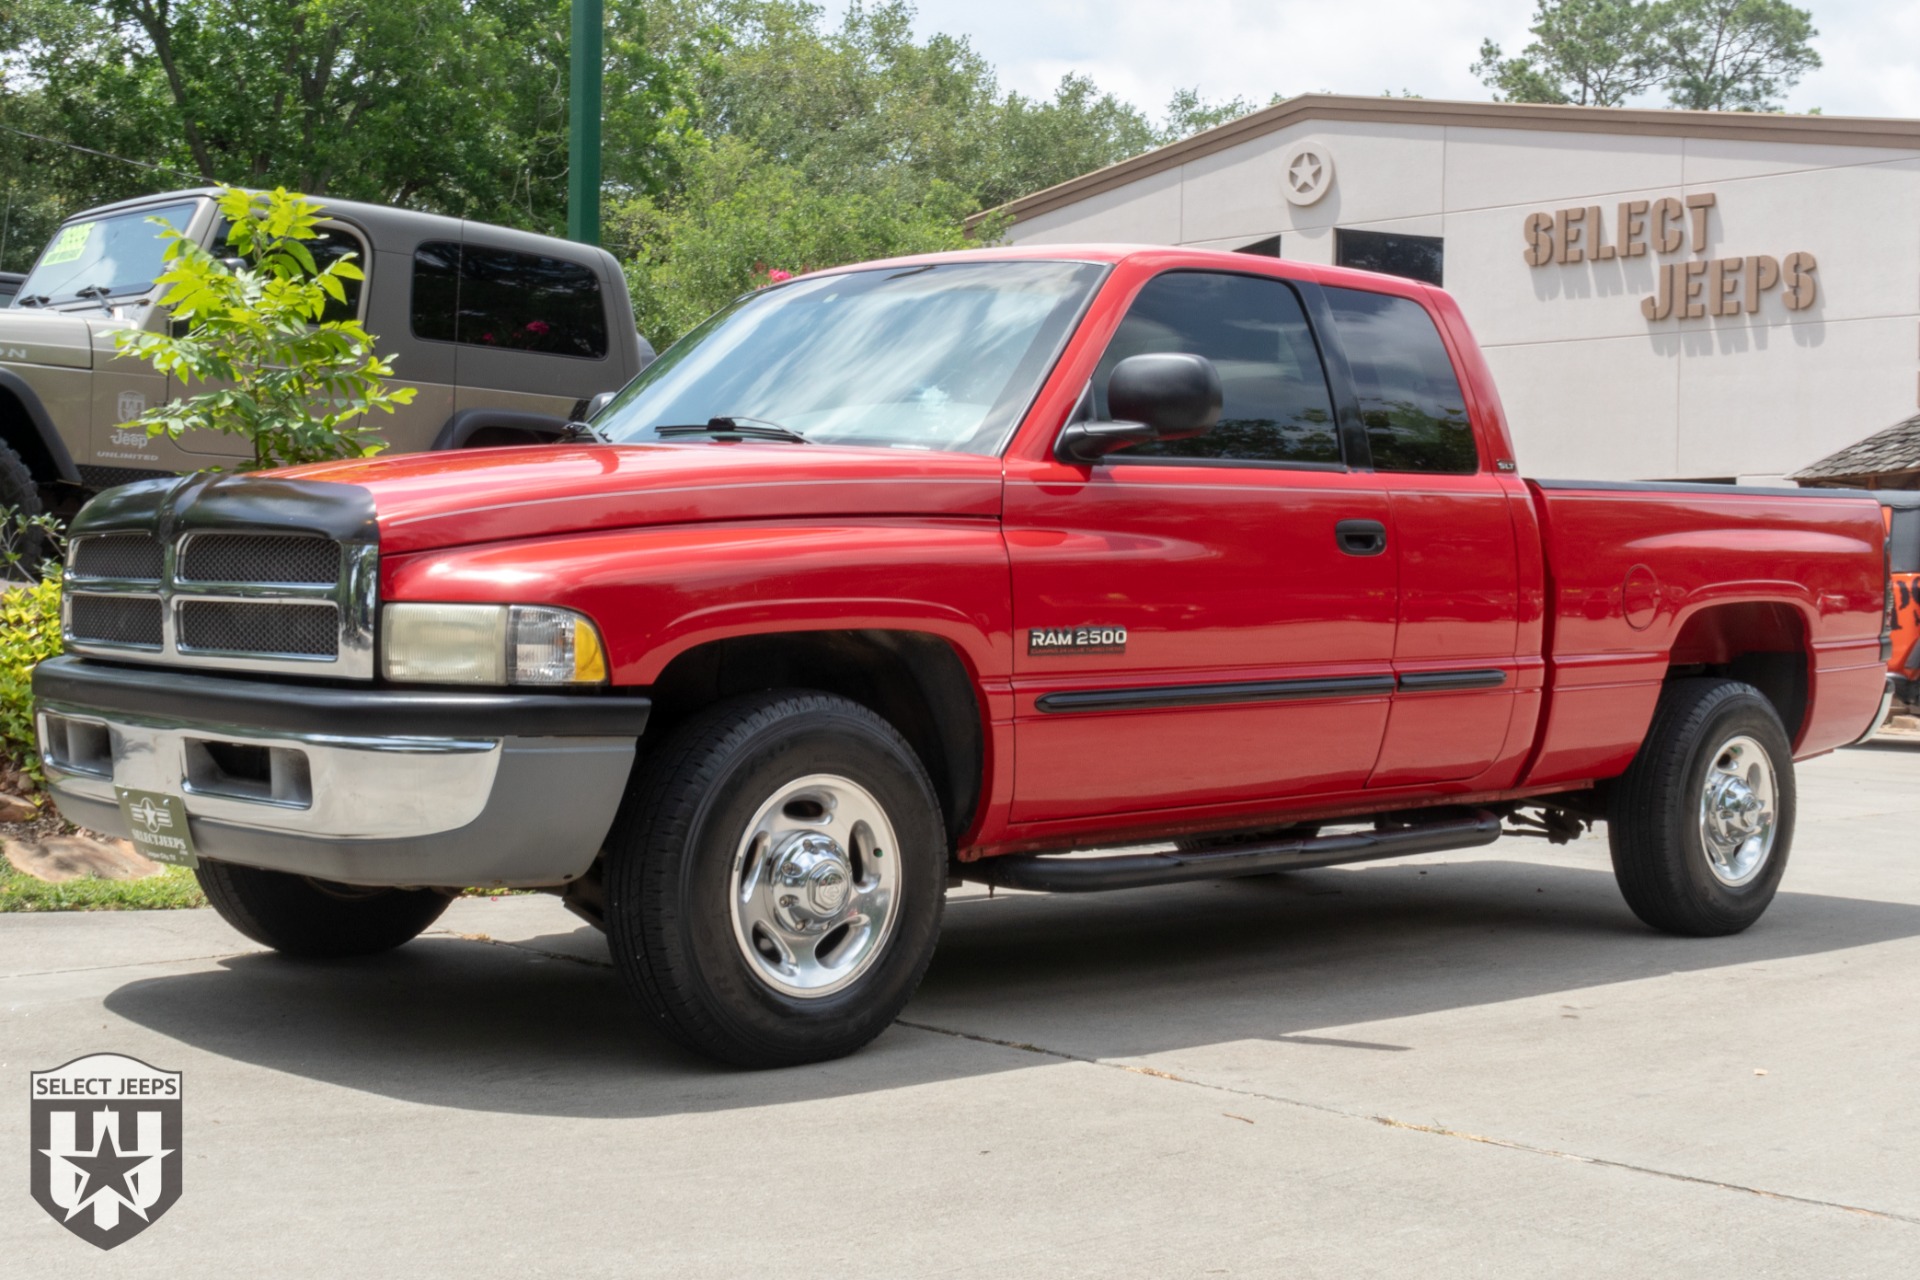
<box><xmin>40</xmin><ymin>221</ymin><xmax>97</xmax><ymax>267</ymax></box>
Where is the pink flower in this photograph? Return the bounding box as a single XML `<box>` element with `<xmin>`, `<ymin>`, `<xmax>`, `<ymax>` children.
<box><xmin>767</xmin><ymin>269</ymin><xmax>793</xmax><ymax>283</ymax></box>
<box><xmin>525</xmin><ymin>319</ymin><xmax>551</xmax><ymax>335</ymax></box>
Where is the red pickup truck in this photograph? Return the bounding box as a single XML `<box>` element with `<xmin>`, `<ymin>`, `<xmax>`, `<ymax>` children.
<box><xmin>35</xmin><ymin>245</ymin><xmax>1890</xmax><ymax>1067</ymax></box>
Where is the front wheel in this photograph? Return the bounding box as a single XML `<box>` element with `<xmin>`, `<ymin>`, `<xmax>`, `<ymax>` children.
<box><xmin>195</xmin><ymin>860</ymin><xmax>453</xmax><ymax>957</ymax></box>
<box><xmin>1607</xmin><ymin>678</ymin><xmax>1795</xmax><ymax>936</ymax></box>
<box><xmin>606</xmin><ymin>691</ymin><xmax>947</xmax><ymax>1067</ymax></box>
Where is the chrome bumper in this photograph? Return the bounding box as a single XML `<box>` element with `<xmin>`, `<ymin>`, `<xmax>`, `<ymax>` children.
<box><xmin>33</xmin><ymin>657</ymin><xmax>647</xmax><ymax>888</ymax></box>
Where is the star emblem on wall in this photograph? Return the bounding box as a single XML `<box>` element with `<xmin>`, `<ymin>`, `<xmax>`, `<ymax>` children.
<box><xmin>1281</xmin><ymin>143</ymin><xmax>1335</xmax><ymax>206</ymax></box>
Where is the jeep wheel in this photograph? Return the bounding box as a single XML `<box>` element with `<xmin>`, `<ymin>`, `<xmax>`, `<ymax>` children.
<box><xmin>0</xmin><ymin>438</ymin><xmax>47</xmax><ymax>561</ymax></box>
<box><xmin>196</xmin><ymin>860</ymin><xmax>453</xmax><ymax>957</ymax></box>
<box><xmin>606</xmin><ymin>691</ymin><xmax>946</xmax><ymax>1067</ymax></box>
<box><xmin>1607</xmin><ymin>678</ymin><xmax>1795</xmax><ymax>936</ymax></box>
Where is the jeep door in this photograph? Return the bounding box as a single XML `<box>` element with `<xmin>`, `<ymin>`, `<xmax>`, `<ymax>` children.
<box><xmin>1003</xmin><ymin>269</ymin><xmax>1398</xmax><ymax>824</ymax></box>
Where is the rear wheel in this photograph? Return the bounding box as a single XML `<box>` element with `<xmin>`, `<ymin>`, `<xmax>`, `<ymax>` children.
<box><xmin>606</xmin><ymin>691</ymin><xmax>947</xmax><ymax>1067</ymax></box>
<box><xmin>195</xmin><ymin>860</ymin><xmax>453</xmax><ymax>957</ymax></box>
<box><xmin>1607</xmin><ymin>678</ymin><xmax>1795</xmax><ymax>936</ymax></box>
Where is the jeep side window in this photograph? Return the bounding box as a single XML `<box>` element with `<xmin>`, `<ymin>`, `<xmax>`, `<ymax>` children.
<box><xmin>206</xmin><ymin>219</ymin><xmax>366</xmax><ymax>324</ymax></box>
<box><xmin>1324</xmin><ymin>287</ymin><xmax>1478</xmax><ymax>474</ymax></box>
<box><xmin>409</xmin><ymin>242</ymin><xmax>608</xmax><ymax>359</ymax></box>
<box><xmin>1091</xmin><ymin>271</ymin><xmax>1341</xmax><ymax>466</ymax></box>
<box><xmin>307</xmin><ymin>227</ymin><xmax>367</xmax><ymax>325</ymax></box>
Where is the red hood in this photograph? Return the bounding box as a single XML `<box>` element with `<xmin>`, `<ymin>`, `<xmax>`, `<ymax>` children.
<box><xmin>281</xmin><ymin>442</ymin><xmax>1005</xmax><ymax>554</ymax></box>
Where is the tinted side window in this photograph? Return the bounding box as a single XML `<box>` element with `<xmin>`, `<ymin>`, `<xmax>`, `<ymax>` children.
<box><xmin>410</xmin><ymin>242</ymin><xmax>461</xmax><ymax>343</ymax></box>
<box><xmin>1889</xmin><ymin>507</ymin><xmax>1920</xmax><ymax>576</ymax></box>
<box><xmin>409</xmin><ymin>241</ymin><xmax>608</xmax><ymax>359</ymax></box>
<box><xmin>308</xmin><ymin>227</ymin><xmax>366</xmax><ymax>324</ymax></box>
<box><xmin>1094</xmin><ymin>272</ymin><xmax>1339</xmax><ymax>465</ymax></box>
<box><xmin>1325</xmin><ymin>287</ymin><xmax>1477</xmax><ymax>474</ymax></box>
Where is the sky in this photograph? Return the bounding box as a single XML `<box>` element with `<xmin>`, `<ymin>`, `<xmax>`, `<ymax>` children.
<box><xmin>830</xmin><ymin>0</ymin><xmax>1920</xmax><ymax>124</ymax></box>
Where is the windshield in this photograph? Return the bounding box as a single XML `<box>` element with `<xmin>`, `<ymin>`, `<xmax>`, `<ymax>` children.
<box><xmin>14</xmin><ymin>201</ymin><xmax>202</xmax><ymax>307</ymax></box>
<box><xmin>595</xmin><ymin>260</ymin><xmax>1105</xmax><ymax>455</ymax></box>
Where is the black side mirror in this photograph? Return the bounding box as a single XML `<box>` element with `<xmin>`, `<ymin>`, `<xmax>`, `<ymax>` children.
<box><xmin>1054</xmin><ymin>352</ymin><xmax>1223</xmax><ymax>464</ymax></box>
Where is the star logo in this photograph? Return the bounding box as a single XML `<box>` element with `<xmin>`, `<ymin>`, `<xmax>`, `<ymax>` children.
<box><xmin>1281</xmin><ymin>143</ymin><xmax>1335</xmax><ymax>206</ymax></box>
<box><xmin>46</xmin><ymin>1123</ymin><xmax>170</xmax><ymax>1222</ymax></box>
<box><xmin>129</xmin><ymin>796</ymin><xmax>172</xmax><ymax>832</ymax></box>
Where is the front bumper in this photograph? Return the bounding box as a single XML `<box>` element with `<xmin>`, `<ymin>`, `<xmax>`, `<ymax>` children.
<box><xmin>33</xmin><ymin>656</ymin><xmax>649</xmax><ymax>887</ymax></box>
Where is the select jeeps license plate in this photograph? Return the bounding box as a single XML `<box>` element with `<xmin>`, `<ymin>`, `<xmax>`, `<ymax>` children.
<box><xmin>115</xmin><ymin>788</ymin><xmax>199</xmax><ymax>869</ymax></box>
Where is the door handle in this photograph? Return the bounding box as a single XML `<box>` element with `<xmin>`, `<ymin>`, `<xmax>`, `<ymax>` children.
<box><xmin>1335</xmin><ymin>519</ymin><xmax>1388</xmax><ymax>557</ymax></box>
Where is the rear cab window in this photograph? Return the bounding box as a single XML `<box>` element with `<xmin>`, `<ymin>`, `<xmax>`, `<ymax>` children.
<box><xmin>1324</xmin><ymin>287</ymin><xmax>1478</xmax><ymax>474</ymax></box>
<box><xmin>410</xmin><ymin>242</ymin><xmax>608</xmax><ymax>359</ymax></box>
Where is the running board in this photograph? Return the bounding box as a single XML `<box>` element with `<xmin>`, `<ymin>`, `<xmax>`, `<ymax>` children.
<box><xmin>963</xmin><ymin>810</ymin><xmax>1504</xmax><ymax>893</ymax></box>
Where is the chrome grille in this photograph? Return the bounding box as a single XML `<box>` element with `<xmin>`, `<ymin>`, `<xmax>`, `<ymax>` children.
<box><xmin>70</xmin><ymin>534</ymin><xmax>164</xmax><ymax>582</ymax></box>
<box><xmin>179</xmin><ymin>600</ymin><xmax>339</xmax><ymax>657</ymax></box>
<box><xmin>61</xmin><ymin>524</ymin><xmax>376</xmax><ymax>679</ymax></box>
<box><xmin>179</xmin><ymin>534</ymin><xmax>340</xmax><ymax>585</ymax></box>
<box><xmin>68</xmin><ymin>594</ymin><xmax>164</xmax><ymax>648</ymax></box>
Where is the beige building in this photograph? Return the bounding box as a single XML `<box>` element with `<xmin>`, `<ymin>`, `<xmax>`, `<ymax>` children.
<box><xmin>985</xmin><ymin>94</ymin><xmax>1920</xmax><ymax>484</ymax></box>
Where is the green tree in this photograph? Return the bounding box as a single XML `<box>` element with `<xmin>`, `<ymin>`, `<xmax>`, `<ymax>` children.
<box><xmin>1472</xmin><ymin>0</ymin><xmax>1665</xmax><ymax>105</ymax></box>
<box><xmin>611</xmin><ymin>135</ymin><xmax>973</xmax><ymax>348</ymax></box>
<box><xmin>1158</xmin><ymin>88</ymin><xmax>1277</xmax><ymax>143</ymax></box>
<box><xmin>115</xmin><ymin>186</ymin><xmax>415</xmax><ymax>469</ymax></box>
<box><xmin>1655</xmin><ymin>0</ymin><xmax>1820</xmax><ymax>110</ymax></box>
<box><xmin>6</xmin><ymin>1</ymin><xmax>701</xmax><ymax>235</ymax></box>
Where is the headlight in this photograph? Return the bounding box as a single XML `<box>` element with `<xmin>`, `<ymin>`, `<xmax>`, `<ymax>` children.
<box><xmin>382</xmin><ymin>603</ymin><xmax>608</xmax><ymax>686</ymax></box>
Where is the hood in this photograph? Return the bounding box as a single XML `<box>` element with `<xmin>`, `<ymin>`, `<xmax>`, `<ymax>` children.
<box><xmin>280</xmin><ymin>442</ymin><xmax>1005</xmax><ymax>553</ymax></box>
<box><xmin>0</xmin><ymin>307</ymin><xmax>116</xmax><ymax>370</ymax></box>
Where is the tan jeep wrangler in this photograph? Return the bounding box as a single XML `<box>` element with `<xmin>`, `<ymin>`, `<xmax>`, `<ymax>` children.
<box><xmin>0</xmin><ymin>188</ymin><xmax>654</xmax><ymax>516</ymax></box>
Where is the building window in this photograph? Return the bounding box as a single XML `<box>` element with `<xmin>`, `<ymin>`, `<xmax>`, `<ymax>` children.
<box><xmin>411</xmin><ymin>242</ymin><xmax>608</xmax><ymax>359</ymax></box>
<box><xmin>1235</xmin><ymin>235</ymin><xmax>1281</xmax><ymax>258</ymax></box>
<box><xmin>1335</xmin><ymin>228</ymin><xmax>1443</xmax><ymax>287</ymax></box>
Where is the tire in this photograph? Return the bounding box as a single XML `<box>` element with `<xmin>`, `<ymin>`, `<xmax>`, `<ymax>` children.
<box><xmin>195</xmin><ymin>860</ymin><xmax>453</xmax><ymax>958</ymax></box>
<box><xmin>1607</xmin><ymin>678</ymin><xmax>1795</xmax><ymax>936</ymax></box>
<box><xmin>606</xmin><ymin>690</ymin><xmax>947</xmax><ymax>1068</ymax></box>
<box><xmin>0</xmin><ymin>439</ymin><xmax>47</xmax><ymax>571</ymax></box>
<box><xmin>0</xmin><ymin>438</ymin><xmax>42</xmax><ymax>516</ymax></box>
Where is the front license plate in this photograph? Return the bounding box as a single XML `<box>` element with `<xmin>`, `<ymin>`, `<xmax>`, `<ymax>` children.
<box><xmin>115</xmin><ymin>788</ymin><xmax>199</xmax><ymax>869</ymax></box>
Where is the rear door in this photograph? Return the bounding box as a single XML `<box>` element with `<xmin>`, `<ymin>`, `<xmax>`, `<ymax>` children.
<box><xmin>1005</xmin><ymin>269</ymin><xmax>1398</xmax><ymax>824</ymax></box>
<box><xmin>1320</xmin><ymin>286</ymin><xmax>1523</xmax><ymax>787</ymax></box>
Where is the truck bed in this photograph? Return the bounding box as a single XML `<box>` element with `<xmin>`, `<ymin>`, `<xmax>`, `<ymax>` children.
<box><xmin>1524</xmin><ymin>478</ymin><xmax>1887</xmax><ymax>786</ymax></box>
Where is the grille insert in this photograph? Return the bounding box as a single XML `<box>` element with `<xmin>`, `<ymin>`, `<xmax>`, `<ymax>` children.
<box><xmin>70</xmin><ymin>535</ymin><xmax>164</xmax><ymax>582</ymax></box>
<box><xmin>179</xmin><ymin>534</ymin><xmax>341</xmax><ymax>585</ymax></box>
<box><xmin>69</xmin><ymin>594</ymin><xmax>164</xmax><ymax>648</ymax></box>
<box><xmin>178</xmin><ymin>600</ymin><xmax>339</xmax><ymax>658</ymax></box>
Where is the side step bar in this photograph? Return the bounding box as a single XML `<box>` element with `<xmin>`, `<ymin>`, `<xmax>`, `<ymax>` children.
<box><xmin>962</xmin><ymin>810</ymin><xmax>1503</xmax><ymax>893</ymax></box>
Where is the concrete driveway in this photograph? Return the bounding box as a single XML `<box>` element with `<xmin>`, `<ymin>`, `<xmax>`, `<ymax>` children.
<box><xmin>5</xmin><ymin>743</ymin><xmax>1920</xmax><ymax>1276</ymax></box>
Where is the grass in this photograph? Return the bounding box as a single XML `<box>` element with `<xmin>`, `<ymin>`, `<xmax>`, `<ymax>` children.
<box><xmin>0</xmin><ymin>859</ymin><xmax>206</xmax><ymax>912</ymax></box>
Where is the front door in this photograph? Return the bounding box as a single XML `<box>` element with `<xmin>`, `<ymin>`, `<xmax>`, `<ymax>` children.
<box><xmin>1005</xmin><ymin>270</ymin><xmax>1398</xmax><ymax>825</ymax></box>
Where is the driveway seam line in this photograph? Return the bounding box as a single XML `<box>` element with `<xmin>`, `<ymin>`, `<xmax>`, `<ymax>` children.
<box><xmin>894</xmin><ymin>1018</ymin><xmax>1920</xmax><ymax>1227</ymax></box>
<box><xmin>0</xmin><ymin>948</ymin><xmax>261</xmax><ymax>980</ymax></box>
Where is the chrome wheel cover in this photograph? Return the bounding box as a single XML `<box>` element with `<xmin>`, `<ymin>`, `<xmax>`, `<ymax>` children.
<box><xmin>729</xmin><ymin>774</ymin><xmax>902</xmax><ymax>999</ymax></box>
<box><xmin>1697</xmin><ymin>734</ymin><xmax>1778</xmax><ymax>887</ymax></box>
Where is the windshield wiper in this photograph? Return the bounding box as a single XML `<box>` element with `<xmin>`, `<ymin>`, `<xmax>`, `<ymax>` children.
<box><xmin>14</xmin><ymin>294</ymin><xmax>50</xmax><ymax>308</ymax></box>
<box><xmin>655</xmin><ymin>416</ymin><xmax>809</xmax><ymax>444</ymax></box>
<box><xmin>72</xmin><ymin>285</ymin><xmax>115</xmax><ymax>313</ymax></box>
